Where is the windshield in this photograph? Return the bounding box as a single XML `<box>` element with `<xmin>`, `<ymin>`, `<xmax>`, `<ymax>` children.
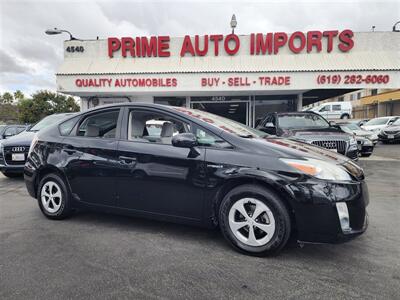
<box><xmin>29</xmin><ymin>114</ymin><xmax>71</xmax><ymax>132</ymax></box>
<box><xmin>278</xmin><ymin>114</ymin><xmax>330</xmax><ymax>129</ymax></box>
<box><xmin>392</xmin><ymin>118</ymin><xmax>400</xmax><ymax>126</ymax></box>
<box><xmin>341</xmin><ymin>123</ymin><xmax>361</xmax><ymax>131</ymax></box>
<box><xmin>172</xmin><ymin>107</ymin><xmax>267</xmax><ymax>138</ymax></box>
<box><xmin>364</xmin><ymin>118</ymin><xmax>390</xmax><ymax>126</ymax></box>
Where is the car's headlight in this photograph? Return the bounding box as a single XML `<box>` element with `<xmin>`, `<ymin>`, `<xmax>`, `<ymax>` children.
<box><xmin>363</xmin><ymin>138</ymin><xmax>373</xmax><ymax>146</ymax></box>
<box><xmin>349</xmin><ymin>136</ymin><xmax>357</xmax><ymax>146</ymax></box>
<box><xmin>280</xmin><ymin>158</ymin><xmax>352</xmax><ymax>181</ymax></box>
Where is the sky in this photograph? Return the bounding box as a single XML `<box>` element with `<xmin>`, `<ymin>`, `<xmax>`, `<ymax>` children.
<box><xmin>0</xmin><ymin>0</ymin><xmax>399</xmax><ymax>97</ymax></box>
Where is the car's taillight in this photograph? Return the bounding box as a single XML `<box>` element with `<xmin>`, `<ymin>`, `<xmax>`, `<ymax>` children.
<box><xmin>28</xmin><ymin>134</ymin><xmax>38</xmax><ymax>157</ymax></box>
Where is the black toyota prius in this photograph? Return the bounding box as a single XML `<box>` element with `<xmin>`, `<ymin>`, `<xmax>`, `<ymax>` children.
<box><xmin>24</xmin><ymin>103</ymin><xmax>368</xmax><ymax>256</ymax></box>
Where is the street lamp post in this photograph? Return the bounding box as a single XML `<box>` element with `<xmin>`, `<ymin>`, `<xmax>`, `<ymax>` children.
<box><xmin>230</xmin><ymin>14</ymin><xmax>237</xmax><ymax>34</ymax></box>
<box><xmin>45</xmin><ymin>28</ymin><xmax>78</xmax><ymax>40</ymax></box>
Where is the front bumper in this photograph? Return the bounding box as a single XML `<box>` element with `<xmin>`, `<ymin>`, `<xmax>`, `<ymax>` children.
<box><xmin>0</xmin><ymin>149</ymin><xmax>26</xmax><ymax>174</ymax></box>
<box><xmin>287</xmin><ymin>179</ymin><xmax>369</xmax><ymax>244</ymax></box>
<box><xmin>378</xmin><ymin>132</ymin><xmax>400</xmax><ymax>142</ymax></box>
<box><xmin>0</xmin><ymin>162</ymin><xmax>25</xmax><ymax>174</ymax></box>
<box><xmin>345</xmin><ymin>147</ymin><xmax>359</xmax><ymax>160</ymax></box>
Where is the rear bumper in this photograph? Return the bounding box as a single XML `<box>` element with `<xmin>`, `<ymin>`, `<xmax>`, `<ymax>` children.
<box><xmin>24</xmin><ymin>162</ymin><xmax>37</xmax><ymax>198</ymax></box>
<box><xmin>287</xmin><ymin>179</ymin><xmax>369</xmax><ymax>244</ymax></box>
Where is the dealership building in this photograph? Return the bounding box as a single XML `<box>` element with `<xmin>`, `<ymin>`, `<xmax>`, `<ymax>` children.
<box><xmin>56</xmin><ymin>30</ymin><xmax>400</xmax><ymax>126</ymax></box>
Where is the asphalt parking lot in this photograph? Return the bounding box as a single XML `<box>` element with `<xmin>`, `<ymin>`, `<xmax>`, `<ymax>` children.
<box><xmin>1</xmin><ymin>144</ymin><xmax>399</xmax><ymax>299</ymax></box>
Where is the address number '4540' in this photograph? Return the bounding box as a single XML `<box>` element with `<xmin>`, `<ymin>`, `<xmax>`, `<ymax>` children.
<box><xmin>66</xmin><ymin>46</ymin><xmax>84</xmax><ymax>53</ymax></box>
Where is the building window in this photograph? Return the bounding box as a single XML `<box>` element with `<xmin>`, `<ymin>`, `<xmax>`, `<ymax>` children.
<box><xmin>371</xmin><ymin>89</ymin><xmax>378</xmax><ymax>96</ymax></box>
<box><xmin>357</xmin><ymin>92</ymin><xmax>362</xmax><ymax>99</ymax></box>
<box><xmin>338</xmin><ymin>96</ymin><xmax>344</xmax><ymax>102</ymax></box>
<box><xmin>350</xmin><ymin>94</ymin><xmax>354</xmax><ymax>101</ymax></box>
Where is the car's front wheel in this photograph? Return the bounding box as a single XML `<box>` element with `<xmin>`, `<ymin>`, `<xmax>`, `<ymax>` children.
<box><xmin>219</xmin><ymin>184</ymin><xmax>291</xmax><ymax>256</ymax></box>
<box><xmin>37</xmin><ymin>174</ymin><xmax>72</xmax><ymax>220</ymax></box>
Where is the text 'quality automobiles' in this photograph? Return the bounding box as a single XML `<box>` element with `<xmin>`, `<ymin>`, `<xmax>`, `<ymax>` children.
<box><xmin>24</xmin><ymin>104</ymin><xmax>368</xmax><ymax>256</ymax></box>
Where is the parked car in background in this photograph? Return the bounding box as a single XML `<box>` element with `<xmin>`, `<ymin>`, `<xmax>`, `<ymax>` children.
<box><xmin>256</xmin><ymin>112</ymin><xmax>359</xmax><ymax>160</ymax></box>
<box><xmin>307</xmin><ymin>101</ymin><xmax>352</xmax><ymax>120</ymax></box>
<box><xmin>337</xmin><ymin>121</ymin><xmax>379</xmax><ymax>145</ymax></box>
<box><xmin>348</xmin><ymin>119</ymin><xmax>369</xmax><ymax>127</ymax></box>
<box><xmin>378</xmin><ymin>118</ymin><xmax>400</xmax><ymax>143</ymax></box>
<box><xmin>361</xmin><ymin>116</ymin><xmax>399</xmax><ymax>133</ymax></box>
<box><xmin>0</xmin><ymin>113</ymin><xmax>74</xmax><ymax>178</ymax></box>
<box><xmin>0</xmin><ymin>124</ymin><xmax>28</xmax><ymax>140</ymax></box>
<box><xmin>24</xmin><ymin>103</ymin><xmax>368</xmax><ymax>256</ymax></box>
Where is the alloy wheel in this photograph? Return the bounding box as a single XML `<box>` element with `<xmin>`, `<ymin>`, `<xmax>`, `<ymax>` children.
<box><xmin>228</xmin><ymin>198</ymin><xmax>276</xmax><ymax>247</ymax></box>
<box><xmin>41</xmin><ymin>181</ymin><xmax>62</xmax><ymax>214</ymax></box>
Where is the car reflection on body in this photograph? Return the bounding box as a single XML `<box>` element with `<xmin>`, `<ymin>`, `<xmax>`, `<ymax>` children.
<box><xmin>25</xmin><ymin>103</ymin><xmax>368</xmax><ymax>256</ymax></box>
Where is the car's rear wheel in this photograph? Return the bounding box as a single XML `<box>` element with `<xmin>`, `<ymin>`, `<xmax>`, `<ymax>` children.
<box><xmin>219</xmin><ymin>184</ymin><xmax>291</xmax><ymax>256</ymax></box>
<box><xmin>1</xmin><ymin>171</ymin><xmax>22</xmax><ymax>178</ymax></box>
<box><xmin>37</xmin><ymin>174</ymin><xmax>72</xmax><ymax>220</ymax></box>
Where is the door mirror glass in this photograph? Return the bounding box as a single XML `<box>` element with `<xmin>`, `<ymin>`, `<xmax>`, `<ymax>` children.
<box><xmin>329</xmin><ymin>121</ymin><xmax>337</xmax><ymax>126</ymax></box>
<box><xmin>172</xmin><ymin>133</ymin><xmax>198</xmax><ymax>148</ymax></box>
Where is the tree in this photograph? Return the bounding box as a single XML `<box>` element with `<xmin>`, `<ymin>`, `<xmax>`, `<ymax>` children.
<box><xmin>13</xmin><ymin>90</ymin><xmax>25</xmax><ymax>101</ymax></box>
<box><xmin>17</xmin><ymin>90</ymin><xmax>80</xmax><ymax>123</ymax></box>
<box><xmin>1</xmin><ymin>92</ymin><xmax>14</xmax><ymax>104</ymax></box>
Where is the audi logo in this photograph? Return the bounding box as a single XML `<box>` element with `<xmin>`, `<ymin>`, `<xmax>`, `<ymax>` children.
<box><xmin>12</xmin><ymin>147</ymin><xmax>25</xmax><ymax>152</ymax></box>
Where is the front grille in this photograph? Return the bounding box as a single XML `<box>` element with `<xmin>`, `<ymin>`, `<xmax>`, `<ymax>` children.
<box><xmin>3</xmin><ymin>146</ymin><xmax>29</xmax><ymax>165</ymax></box>
<box><xmin>311</xmin><ymin>140</ymin><xmax>347</xmax><ymax>154</ymax></box>
<box><xmin>383</xmin><ymin>130</ymin><xmax>399</xmax><ymax>135</ymax></box>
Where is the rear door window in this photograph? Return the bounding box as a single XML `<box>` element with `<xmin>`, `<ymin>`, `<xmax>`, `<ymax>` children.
<box><xmin>77</xmin><ymin>110</ymin><xmax>119</xmax><ymax>138</ymax></box>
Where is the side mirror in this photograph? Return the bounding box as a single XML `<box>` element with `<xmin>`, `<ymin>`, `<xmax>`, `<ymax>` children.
<box><xmin>172</xmin><ymin>133</ymin><xmax>198</xmax><ymax>148</ymax></box>
<box><xmin>329</xmin><ymin>121</ymin><xmax>336</xmax><ymax>126</ymax></box>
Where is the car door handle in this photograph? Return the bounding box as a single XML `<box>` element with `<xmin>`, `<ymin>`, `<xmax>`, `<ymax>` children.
<box><xmin>119</xmin><ymin>156</ymin><xmax>137</xmax><ymax>164</ymax></box>
<box><xmin>207</xmin><ymin>164</ymin><xmax>224</xmax><ymax>169</ymax></box>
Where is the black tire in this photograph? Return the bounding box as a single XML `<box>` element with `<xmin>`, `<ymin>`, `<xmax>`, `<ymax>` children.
<box><xmin>219</xmin><ymin>184</ymin><xmax>291</xmax><ymax>256</ymax></box>
<box><xmin>340</xmin><ymin>114</ymin><xmax>350</xmax><ymax>119</ymax></box>
<box><xmin>1</xmin><ymin>171</ymin><xmax>22</xmax><ymax>178</ymax></box>
<box><xmin>37</xmin><ymin>173</ymin><xmax>72</xmax><ymax>220</ymax></box>
<box><xmin>361</xmin><ymin>153</ymin><xmax>372</xmax><ymax>157</ymax></box>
